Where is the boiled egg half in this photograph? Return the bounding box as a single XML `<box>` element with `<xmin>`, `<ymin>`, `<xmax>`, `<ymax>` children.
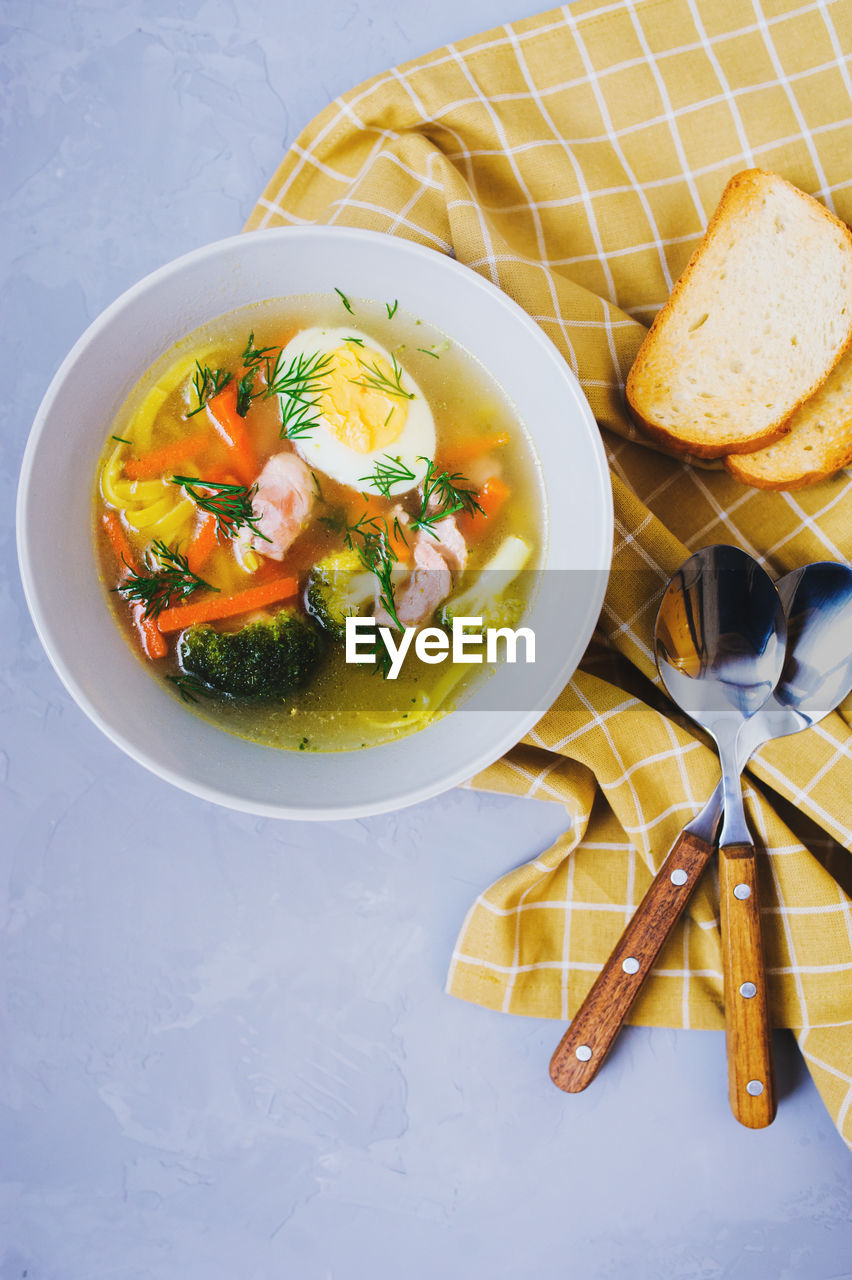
<box><xmin>277</xmin><ymin>327</ymin><xmax>435</xmax><ymax>495</ymax></box>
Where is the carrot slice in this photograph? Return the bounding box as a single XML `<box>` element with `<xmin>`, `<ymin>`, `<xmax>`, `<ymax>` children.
<box><xmin>439</xmin><ymin>431</ymin><xmax>509</xmax><ymax>470</ymax></box>
<box><xmin>102</xmin><ymin>509</ymin><xmax>139</xmax><ymax>572</ymax></box>
<box><xmin>102</xmin><ymin>512</ymin><xmax>168</xmax><ymax>660</ymax></box>
<box><xmin>134</xmin><ymin>606</ymin><xmax>168</xmax><ymax>660</ymax></box>
<box><xmin>124</xmin><ymin>433</ymin><xmax>210</xmax><ymax>480</ymax></box>
<box><xmin>457</xmin><ymin>476</ymin><xmax>510</xmax><ymax>539</ymax></box>
<box><xmin>185</xmin><ymin>513</ymin><xmax>219</xmax><ymax>575</ymax></box>
<box><xmin>157</xmin><ymin>576</ymin><xmax>299</xmax><ymax>633</ymax></box>
<box><xmin>206</xmin><ymin>382</ymin><xmax>257</xmax><ymax>486</ymax></box>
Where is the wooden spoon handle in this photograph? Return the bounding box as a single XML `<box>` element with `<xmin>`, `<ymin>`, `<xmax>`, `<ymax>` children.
<box><xmin>718</xmin><ymin>843</ymin><xmax>777</xmax><ymax>1128</ymax></box>
<box><xmin>549</xmin><ymin>827</ymin><xmax>714</xmax><ymax>1092</ymax></box>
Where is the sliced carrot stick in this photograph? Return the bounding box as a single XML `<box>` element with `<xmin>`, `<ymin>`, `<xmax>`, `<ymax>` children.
<box><xmin>102</xmin><ymin>512</ymin><xmax>168</xmax><ymax>659</ymax></box>
<box><xmin>124</xmin><ymin>433</ymin><xmax>210</xmax><ymax>480</ymax></box>
<box><xmin>457</xmin><ymin>475</ymin><xmax>510</xmax><ymax>540</ymax></box>
<box><xmin>185</xmin><ymin>513</ymin><xmax>219</xmax><ymax>575</ymax></box>
<box><xmin>102</xmin><ymin>509</ymin><xmax>139</xmax><ymax>572</ymax></box>
<box><xmin>157</xmin><ymin>576</ymin><xmax>299</xmax><ymax>633</ymax></box>
<box><xmin>439</xmin><ymin>431</ymin><xmax>510</xmax><ymax>470</ymax></box>
<box><xmin>134</xmin><ymin>605</ymin><xmax>169</xmax><ymax>660</ymax></box>
<box><xmin>206</xmin><ymin>382</ymin><xmax>257</xmax><ymax>486</ymax></box>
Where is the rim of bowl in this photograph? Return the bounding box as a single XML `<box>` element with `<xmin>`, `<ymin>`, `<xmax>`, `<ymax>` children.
<box><xmin>17</xmin><ymin>226</ymin><xmax>613</xmax><ymax>819</ymax></box>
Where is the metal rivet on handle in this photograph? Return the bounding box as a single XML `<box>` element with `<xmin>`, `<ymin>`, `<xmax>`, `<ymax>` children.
<box><xmin>734</xmin><ymin>883</ymin><xmax>752</xmax><ymax>900</ymax></box>
<box><xmin>670</xmin><ymin>869</ymin><xmax>688</xmax><ymax>886</ymax></box>
<box><xmin>746</xmin><ymin>1080</ymin><xmax>764</xmax><ymax>1097</ymax></box>
<box><xmin>575</xmin><ymin>1045</ymin><xmax>592</xmax><ymax>1062</ymax></box>
<box><xmin>622</xmin><ymin>957</ymin><xmax>640</xmax><ymax>974</ymax></box>
<box><xmin>739</xmin><ymin>982</ymin><xmax>757</xmax><ymax>999</ymax></box>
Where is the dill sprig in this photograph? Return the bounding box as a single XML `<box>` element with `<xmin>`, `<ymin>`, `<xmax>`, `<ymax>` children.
<box><xmin>113</xmin><ymin>540</ymin><xmax>217</xmax><ymax>619</ymax></box>
<box><xmin>369</xmin><ymin>642</ymin><xmax>393</xmax><ymax>678</ymax></box>
<box><xmin>411</xmin><ymin>458</ymin><xmax>484</xmax><ymax>536</ymax></box>
<box><xmin>167</xmin><ymin>673</ymin><xmax>212</xmax><ymax>704</ymax></box>
<box><xmin>350</xmin><ymin>353</ymin><xmax>415</xmax><ymax>401</ymax></box>
<box><xmin>235</xmin><ymin>369</ymin><xmax>256</xmax><ymax>417</ymax></box>
<box><xmin>417</xmin><ymin>347</ymin><xmax>440</xmax><ymax>359</ymax></box>
<box><xmin>241</xmin><ymin>331</ymin><xmax>278</xmax><ymax>370</ymax></box>
<box><xmin>359</xmin><ymin>454</ymin><xmax>417</xmax><ymax>498</ymax></box>
<box><xmin>344</xmin><ymin>512</ymin><xmax>403</xmax><ymax>630</ymax></box>
<box><xmin>264</xmin><ymin>349</ymin><xmax>333</xmax><ymax>439</ymax></box>
<box><xmin>112</xmin><ymin>434</ymin><xmax>132</xmax><ymax>444</ymax></box>
<box><xmin>170</xmin><ymin>475</ymin><xmax>272</xmax><ymax>543</ymax></box>
<box><xmin>186</xmin><ymin>362</ymin><xmax>232</xmax><ymax>417</ymax></box>
<box><xmin>345</xmin><ymin>335</ymin><xmax>365</xmax><ymax>347</ymax></box>
<box><xmin>386</xmin><ymin>299</ymin><xmax>399</xmax><ymax>319</ymax></box>
<box><xmin>265</xmin><ymin>348</ymin><xmax>331</xmax><ymax>398</ymax></box>
<box><xmin>335</xmin><ymin>287</ymin><xmax>354</xmax><ymax>314</ymax></box>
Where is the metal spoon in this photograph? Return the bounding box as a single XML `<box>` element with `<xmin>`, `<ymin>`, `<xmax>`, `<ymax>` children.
<box><xmin>551</xmin><ymin>559</ymin><xmax>852</xmax><ymax>1105</ymax></box>
<box><xmin>551</xmin><ymin>545</ymin><xmax>789</xmax><ymax>1125</ymax></box>
<box><xmin>550</xmin><ymin>558</ymin><xmax>852</xmax><ymax>1108</ymax></box>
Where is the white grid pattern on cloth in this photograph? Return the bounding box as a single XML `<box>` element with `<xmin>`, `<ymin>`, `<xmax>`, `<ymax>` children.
<box><xmin>752</xmin><ymin>749</ymin><xmax>852</xmax><ymax>849</ymax></box>
<box><xmin>440</xmin><ymin>116</ymin><xmax>851</xmax><ymax>201</ymax></box>
<box><xmin>559</xmin><ymin>842</ymin><xmax>578</xmax><ymax>1019</ymax></box>
<box><xmin>505</xmin><ymin>756</ymin><xmax>580</xmax><ymax>801</ymax></box>
<box><xmin>763</xmin><ymin>485</ymin><xmax>850</xmax><ymax>561</ymax></box>
<box><xmin>251</xmin><ymin>0</ymin><xmax>845</xmax><ymax>227</ymax></box>
<box><xmin>752</xmin><ymin>0</ymin><xmax>836</xmax><ymax>211</ymax></box>
<box><xmin>390</xmin><ymin>63</ymin><xmax>503</xmax><ymax>285</ymax></box>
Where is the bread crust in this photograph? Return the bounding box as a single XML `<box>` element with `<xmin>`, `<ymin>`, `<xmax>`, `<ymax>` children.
<box><xmin>725</xmin><ymin>450</ymin><xmax>852</xmax><ymax>489</ymax></box>
<box><xmin>625</xmin><ymin>169</ymin><xmax>852</xmax><ymax>459</ymax></box>
<box><xmin>624</xmin><ymin>395</ymin><xmax>793</xmax><ymax>459</ymax></box>
<box><xmin>725</xmin><ymin>406</ymin><xmax>852</xmax><ymax>489</ymax></box>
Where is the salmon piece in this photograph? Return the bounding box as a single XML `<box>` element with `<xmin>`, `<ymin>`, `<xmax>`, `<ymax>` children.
<box><xmin>424</xmin><ymin>514</ymin><xmax>467</xmax><ymax>572</ymax></box>
<box><xmin>376</xmin><ymin>533</ymin><xmax>453</xmax><ymax>628</ymax></box>
<box><xmin>249</xmin><ymin>452</ymin><xmax>315</xmax><ymax>560</ymax></box>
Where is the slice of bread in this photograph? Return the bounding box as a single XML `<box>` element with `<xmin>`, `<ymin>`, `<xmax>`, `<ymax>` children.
<box><xmin>726</xmin><ymin>345</ymin><xmax>852</xmax><ymax>488</ymax></box>
<box><xmin>626</xmin><ymin>170</ymin><xmax>852</xmax><ymax>458</ymax></box>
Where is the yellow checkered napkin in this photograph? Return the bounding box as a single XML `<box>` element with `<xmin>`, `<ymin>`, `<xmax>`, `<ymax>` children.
<box><xmin>246</xmin><ymin>0</ymin><xmax>852</xmax><ymax>1143</ymax></box>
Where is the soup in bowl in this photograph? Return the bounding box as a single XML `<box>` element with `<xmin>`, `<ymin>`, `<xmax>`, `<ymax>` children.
<box><xmin>18</xmin><ymin>228</ymin><xmax>612</xmax><ymax>817</ymax></box>
<box><xmin>95</xmin><ymin>293</ymin><xmax>544</xmax><ymax>752</ymax></box>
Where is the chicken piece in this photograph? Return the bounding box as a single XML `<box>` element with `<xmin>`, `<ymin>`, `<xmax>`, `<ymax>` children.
<box><xmin>249</xmin><ymin>452</ymin><xmax>315</xmax><ymax>561</ymax></box>
<box><xmin>375</xmin><ymin>533</ymin><xmax>452</xmax><ymax>628</ymax></box>
<box><xmin>425</xmin><ymin>514</ymin><xmax>467</xmax><ymax>573</ymax></box>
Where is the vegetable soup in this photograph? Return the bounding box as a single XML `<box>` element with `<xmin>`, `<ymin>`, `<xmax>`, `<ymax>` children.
<box><xmin>94</xmin><ymin>292</ymin><xmax>543</xmax><ymax>751</ymax></box>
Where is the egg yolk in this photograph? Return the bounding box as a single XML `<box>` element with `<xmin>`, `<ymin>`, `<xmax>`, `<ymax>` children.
<box><xmin>318</xmin><ymin>344</ymin><xmax>408</xmax><ymax>453</ymax></box>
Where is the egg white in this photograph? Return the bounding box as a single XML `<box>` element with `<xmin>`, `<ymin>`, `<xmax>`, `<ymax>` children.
<box><xmin>278</xmin><ymin>326</ymin><xmax>436</xmax><ymax>495</ymax></box>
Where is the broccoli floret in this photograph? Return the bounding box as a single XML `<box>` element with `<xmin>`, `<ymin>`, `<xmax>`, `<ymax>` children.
<box><xmin>178</xmin><ymin>608</ymin><xmax>324</xmax><ymax>700</ymax></box>
<box><xmin>437</xmin><ymin>535</ymin><xmax>532</xmax><ymax>632</ymax></box>
<box><xmin>305</xmin><ymin>547</ymin><xmax>376</xmax><ymax>641</ymax></box>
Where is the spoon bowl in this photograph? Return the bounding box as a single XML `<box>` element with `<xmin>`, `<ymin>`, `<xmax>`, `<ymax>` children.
<box><xmin>768</xmin><ymin>561</ymin><xmax>852</xmax><ymax>736</ymax></box>
<box><xmin>654</xmin><ymin>544</ymin><xmax>787</xmax><ymax>750</ymax></box>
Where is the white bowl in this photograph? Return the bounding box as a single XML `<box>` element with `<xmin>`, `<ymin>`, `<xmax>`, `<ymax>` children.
<box><xmin>17</xmin><ymin>228</ymin><xmax>612</xmax><ymax>819</ymax></box>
